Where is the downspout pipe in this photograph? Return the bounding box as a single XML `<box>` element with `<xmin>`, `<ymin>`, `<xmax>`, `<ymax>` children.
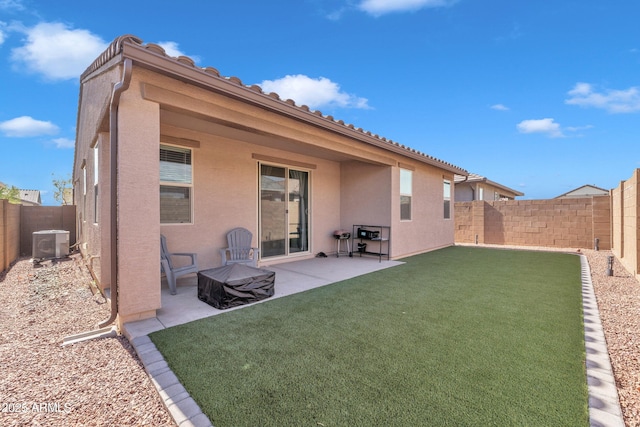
<box><xmin>99</xmin><ymin>58</ymin><xmax>132</xmax><ymax>328</ymax></box>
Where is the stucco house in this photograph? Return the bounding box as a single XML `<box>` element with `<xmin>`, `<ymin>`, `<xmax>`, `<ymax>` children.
<box><xmin>555</xmin><ymin>184</ymin><xmax>609</xmax><ymax>199</ymax></box>
<box><xmin>19</xmin><ymin>189</ymin><xmax>42</xmax><ymax>206</ymax></box>
<box><xmin>454</xmin><ymin>173</ymin><xmax>523</xmax><ymax>202</ymax></box>
<box><xmin>73</xmin><ymin>35</ymin><xmax>467</xmax><ymax>328</ymax></box>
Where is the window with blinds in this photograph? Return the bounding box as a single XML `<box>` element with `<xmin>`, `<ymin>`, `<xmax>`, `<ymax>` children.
<box><xmin>160</xmin><ymin>144</ymin><xmax>193</xmax><ymax>224</ymax></box>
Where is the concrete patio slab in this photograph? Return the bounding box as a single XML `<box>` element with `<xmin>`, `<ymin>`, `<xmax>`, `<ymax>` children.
<box><xmin>124</xmin><ymin>255</ymin><xmax>403</xmax><ymax>338</ymax></box>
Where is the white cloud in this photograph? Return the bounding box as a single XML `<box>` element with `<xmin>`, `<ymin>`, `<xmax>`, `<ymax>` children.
<box><xmin>258</xmin><ymin>74</ymin><xmax>370</xmax><ymax>110</ymax></box>
<box><xmin>0</xmin><ymin>116</ymin><xmax>59</xmax><ymax>137</ymax></box>
<box><xmin>491</xmin><ymin>104</ymin><xmax>510</xmax><ymax>111</ymax></box>
<box><xmin>156</xmin><ymin>41</ymin><xmax>183</xmax><ymax>57</ymax></box>
<box><xmin>52</xmin><ymin>137</ymin><xmax>74</xmax><ymax>148</ymax></box>
<box><xmin>0</xmin><ymin>0</ymin><xmax>25</xmax><ymax>11</ymax></box>
<box><xmin>516</xmin><ymin>118</ymin><xmax>564</xmax><ymax>138</ymax></box>
<box><xmin>326</xmin><ymin>8</ymin><xmax>347</xmax><ymax>21</ymax></box>
<box><xmin>565</xmin><ymin>124</ymin><xmax>594</xmax><ymax>132</ymax></box>
<box><xmin>11</xmin><ymin>22</ymin><xmax>108</xmax><ymax>81</ymax></box>
<box><xmin>565</xmin><ymin>82</ymin><xmax>640</xmax><ymax>113</ymax></box>
<box><xmin>156</xmin><ymin>41</ymin><xmax>201</xmax><ymax>63</ymax></box>
<box><xmin>358</xmin><ymin>0</ymin><xmax>457</xmax><ymax>16</ymax></box>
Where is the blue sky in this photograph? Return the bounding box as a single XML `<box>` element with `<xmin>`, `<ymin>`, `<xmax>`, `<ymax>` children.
<box><xmin>1</xmin><ymin>0</ymin><xmax>639</xmax><ymax>204</ymax></box>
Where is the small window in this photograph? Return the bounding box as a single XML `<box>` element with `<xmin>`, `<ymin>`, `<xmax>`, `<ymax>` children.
<box><xmin>400</xmin><ymin>169</ymin><xmax>412</xmax><ymax>221</ymax></box>
<box><xmin>82</xmin><ymin>165</ymin><xmax>87</xmax><ymax>196</ymax></box>
<box><xmin>443</xmin><ymin>179</ymin><xmax>451</xmax><ymax>219</ymax></box>
<box><xmin>94</xmin><ymin>144</ymin><xmax>99</xmax><ymax>186</ymax></box>
<box><xmin>160</xmin><ymin>144</ymin><xmax>193</xmax><ymax>224</ymax></box>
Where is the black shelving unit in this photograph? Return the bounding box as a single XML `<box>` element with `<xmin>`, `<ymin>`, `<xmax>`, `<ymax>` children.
<box><xmin>352</xmin><ymin>225</ymin><xmax>390</xmax><ymax>262</ymax></box>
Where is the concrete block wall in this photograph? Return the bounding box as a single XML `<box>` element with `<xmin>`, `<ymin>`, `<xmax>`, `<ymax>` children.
<box><xmin>611</xmin><ymin>169</ymin><xmax>640</xmax><ymax>278</ymax></box>
<box><xmin>1</xmin><ymin>200</ymin><xmax>21</xmax><ymax>272</ymax></box>
<box><xmin>592</xmin><ymin>195</ymin><xmax>612</xmax><ymax>250</ymax></box>
<box><xmin>1</xmin><ymin>204</ymin><xmax>78</xmax><ymax>273</ymax></box>
<box><xmin>20</xmin><ymin>205</ymin><xmax>76</xmax><ymax>257</ymax></box>
<box><xmin>454</xmin><ymin>202</ymin><xmax>474</xmax><ymax>243</ymax></box>
<box><xmin>455</xmin><ymin>196</ymin><xmax>611</xmax><ymax>250</ymax></box>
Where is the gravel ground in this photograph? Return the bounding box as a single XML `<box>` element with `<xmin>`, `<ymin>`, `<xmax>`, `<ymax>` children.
<box><xmin>0</xmin><ymin>254</ymin><xmax>174</xmax><ymax>426</ymax></box>
<box><xmin>587</xmin><ymin>249</ymin><xmax>640</xmax><ymax>426</ymax></box>
<box><xmin>0</xmin><ymin>249</ymin><xmax>638</xmax><ymax>426</ymax></box>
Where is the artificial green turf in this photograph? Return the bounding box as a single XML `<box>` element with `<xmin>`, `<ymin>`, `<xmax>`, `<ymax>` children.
<box><xmin>150</xmin><ymin>246</ymin><xmax>589</xmax><ymax>426</ymax></box>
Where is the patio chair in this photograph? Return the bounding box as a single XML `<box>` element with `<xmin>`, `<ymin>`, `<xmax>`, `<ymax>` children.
<box><xmin>160</xmin><ymin>234</ymin><xmax>198</xmax><ymax>295</ymax></box>
<box><xmin>219</xmin><ymin>227</ymin><xmax>260</xmax><ymax>267</ymax></box>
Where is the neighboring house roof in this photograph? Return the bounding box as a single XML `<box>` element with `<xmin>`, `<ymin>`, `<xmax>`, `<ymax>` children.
<box><xmin>19</xmin><ymin>189</ymin><xmax>42</xmax><ymax>205</ymax></box>
<box><xmin>0</xmin><ymin>183</ymin><xmax>41</xmax><ymax>205</ymax></box>
<box><xmin>454</xmin><ymin>173</ymin><xmax>524</xmax><ymax>197</ymax></box>
<box><xmin>555</xmin><ymin>184</ymin><xmax>609</xmax><ymax>198</ymax></box>
<box><xmin>79</xmin><ymin>35</ymin><xmax>467</xmax><ymax>177</ymax></box>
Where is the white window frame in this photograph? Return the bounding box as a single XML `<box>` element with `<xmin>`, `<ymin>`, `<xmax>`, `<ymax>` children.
<box><xmin>400</xmin><ymin>168</ymin><xmax>412</xmax><ymax>221</ymax></box>
<box><xmin>160</xmin><ymin>143</ymin><xmax>194</xmax><ymax>224</ymax></box>
<box><xmin>444</xmin><ymin>179</ymin><xmax>451</xmax><ymax>220</ymax></box>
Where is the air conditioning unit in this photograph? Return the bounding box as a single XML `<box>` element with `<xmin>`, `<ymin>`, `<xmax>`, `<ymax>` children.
<box><xmin>33</xmin><ymin>230</ymin><xmax>70</xmax><ymax>260</ymax></box>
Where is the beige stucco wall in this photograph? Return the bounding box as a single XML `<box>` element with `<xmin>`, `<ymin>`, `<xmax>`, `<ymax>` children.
<box><xmin>115</xmin><ymin>88</ymin><xmax>162</xmax><ymax>325</ymax></box>
<box><xmin>340</xmin><ymin>161</ymin><xmax>454</xmax><ymax>258</ymax></box>
<box><xmin>393</xmin><ymin>165</ymin><xmax>455</xmax><ymax>257</ymax></box>
<box><xmin>160</xmin><ymin>131</ymin><xmax>344</xmax><ymax>270</ymax></box>
<box><xmin>74</xmin><ymin>66</ymin><xmax>121</xmax><ymax>290</ymax></box>
<box><xmin>77</xmin><ymin>132</ymin><xmax>111</xmax><ymax>290</ymax></box>
<box><xmin>340</xmin><ymin>161</ymin><xmax>392</xmax><ymax>231</ymax></box>
<box><xmin>97</xmin><ymin>132</ymin><xmax>111</xmax><ymax>288</ymax></box>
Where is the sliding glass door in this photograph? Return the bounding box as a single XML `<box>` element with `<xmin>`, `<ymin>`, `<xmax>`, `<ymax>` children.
<box><xmin>260</xmin><ymin>164</ymin><xmax>309</xmax><ymax>258</ymax></box>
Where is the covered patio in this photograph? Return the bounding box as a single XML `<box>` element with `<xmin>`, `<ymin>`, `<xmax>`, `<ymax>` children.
<box><xmin>123</xmin><ymin>256</ymin><xmax>403</xmax><ymax>340</ymax></box>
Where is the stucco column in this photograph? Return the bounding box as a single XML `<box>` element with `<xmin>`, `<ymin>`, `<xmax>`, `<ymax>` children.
<box><xmin>116</xmin><ymin>88</ymin><xmax>161</xmax><ymax>325</ymax></box>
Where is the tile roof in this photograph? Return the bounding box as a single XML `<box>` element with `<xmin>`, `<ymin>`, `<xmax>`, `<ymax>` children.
<box><xmin>82</xmin><ymin>35</ymin><xmax>467</xmax><ymax>175</ymax></box>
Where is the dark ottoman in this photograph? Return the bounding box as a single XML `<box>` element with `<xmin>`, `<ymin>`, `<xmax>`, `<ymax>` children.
<box><xmin>197</xmin><ymin>264</ymin><xmax>275</xmax><ymax>309</ymax></box>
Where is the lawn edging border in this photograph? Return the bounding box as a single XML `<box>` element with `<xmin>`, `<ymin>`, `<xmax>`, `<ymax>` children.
<box><xmin>129</xmin><ymin>335</ymin><xmax>213</xmax><ymax>427</ymax></box>
<box><xmin>580</xmin><ymin>254</ymin><xmax>625</xmax><ymax>427</ymax></box>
